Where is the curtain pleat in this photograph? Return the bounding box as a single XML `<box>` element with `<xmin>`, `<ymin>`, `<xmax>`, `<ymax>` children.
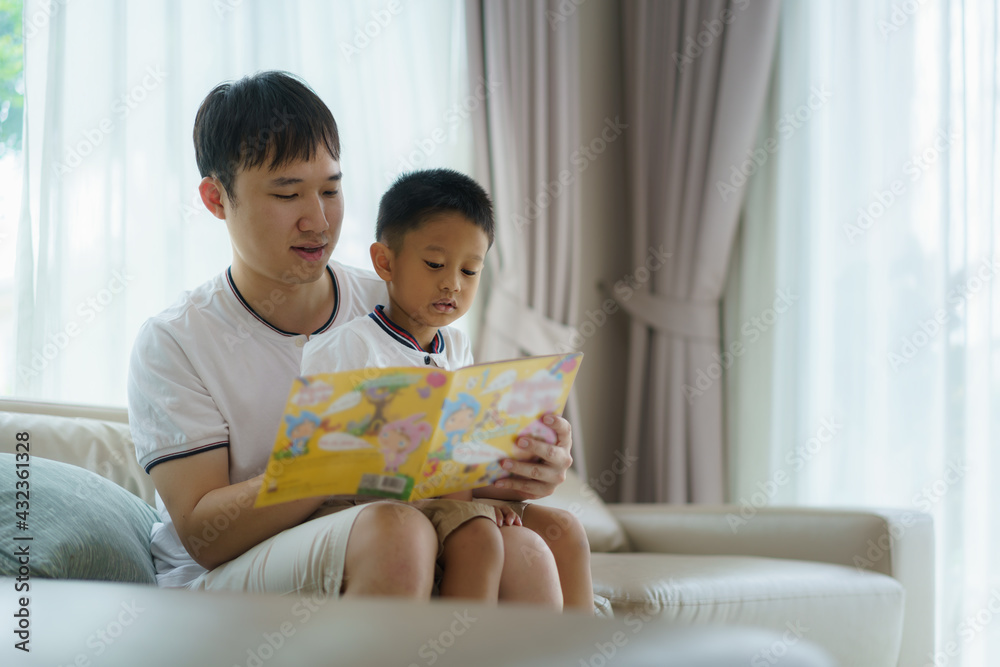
<box><xmin>618</xmin><ymin>0</ymin><xmax>781</xmax><ymax>503</ymax></box>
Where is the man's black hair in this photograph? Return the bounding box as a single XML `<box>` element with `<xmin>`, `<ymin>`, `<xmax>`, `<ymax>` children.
<box><xmin>193</xmin><ymin>70</ymin><xmax>339</xmax><ymax>204</ymax></box>
<box><xmin>376</xmin><ymin>169</ymin><xmax>494</xmax><ymax>251</ymax></box>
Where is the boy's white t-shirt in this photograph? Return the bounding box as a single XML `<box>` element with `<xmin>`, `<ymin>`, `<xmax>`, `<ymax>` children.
<box><xmin>127</xmin><ymin>261</ymin><xmax>386</xmax><ymax>587</ymax></box>
<box><xmin>301</xmin><ymin>304</ymin><xmax>474</xmax><ymax>375</ymax></box>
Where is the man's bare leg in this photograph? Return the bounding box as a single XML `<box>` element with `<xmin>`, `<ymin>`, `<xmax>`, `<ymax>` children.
<box><xmin>342</xmin><ymin>503</ymin><xmax>438</xmax><ymax>597</ymax></box>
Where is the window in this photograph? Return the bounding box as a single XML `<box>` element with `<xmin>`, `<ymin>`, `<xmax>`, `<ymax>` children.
<box><xmin>0</xmin><ymin>0</ymin><xmax>23</xmax><ymax>397</ymax></box>
<box><xmin>728</xmin><ymin>2</ymin><xmax>1000</xmax><ymax>663</ymax></box>
<box><xmin>5</xmin><ymin>0</ymin><xmax>474</xmax><ymax>406</ymax></box>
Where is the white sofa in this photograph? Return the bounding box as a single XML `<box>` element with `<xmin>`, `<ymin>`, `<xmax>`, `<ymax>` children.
<box><xmin>0</xmin><ymin>399</ymin><xmax>934</xmax><ymax>666</ymax></box>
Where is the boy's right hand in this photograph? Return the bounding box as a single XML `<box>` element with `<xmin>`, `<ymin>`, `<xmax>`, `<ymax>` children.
<box><xmin>494</xmin><ymin>504</ymin><xmax>522</xmax><ymax>527</ymax></box>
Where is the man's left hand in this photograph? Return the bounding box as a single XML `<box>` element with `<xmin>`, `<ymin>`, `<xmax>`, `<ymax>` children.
<box><xmin>473</xmin><ymin>413</ymin><xmax>573</xmax><ymax>501</ymax></box>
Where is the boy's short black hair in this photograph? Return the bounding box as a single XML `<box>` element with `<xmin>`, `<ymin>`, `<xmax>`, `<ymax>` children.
<box><xmin>193</xmin><ymin>70</ymin><xmax>340</xmax><ymax>205</ymax></box>
<box><xmin>376</xmin><ymin>169</ymin><xmax>494</xmax><ymax>251</ymax></box>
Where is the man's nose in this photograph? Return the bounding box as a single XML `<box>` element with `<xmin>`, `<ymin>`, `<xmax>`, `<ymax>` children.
<box><xmin>298</xmin><ymin>196</ymin><xmax>330</xmax><ymax>233</ymax></box>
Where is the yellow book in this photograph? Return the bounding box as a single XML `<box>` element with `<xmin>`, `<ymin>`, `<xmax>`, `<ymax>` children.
<box><xmin>255</xmin><ymin>352</ymin><xmax>583</xmax><ymax>507</ymax></box>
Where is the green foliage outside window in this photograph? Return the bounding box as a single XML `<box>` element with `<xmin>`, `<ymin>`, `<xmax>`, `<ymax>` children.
<box><xmin>0</xmin><ymin>0</ymin><xmax>23</xmax><ymax>157</ymax></box>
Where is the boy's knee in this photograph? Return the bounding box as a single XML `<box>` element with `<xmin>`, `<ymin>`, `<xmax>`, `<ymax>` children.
<box><xmin>449</xmin><ymin>515</ymin><xmax>502</xmax><ymax>541</ymax></box>
<box><xmin>444</xmin><ymin>517</ymin><xmax>504</xmax><ymax>563</ymax></box>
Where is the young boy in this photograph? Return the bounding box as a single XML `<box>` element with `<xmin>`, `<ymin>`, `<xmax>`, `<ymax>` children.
<box><xmin>301</xmin><ymin>168</ymin><xmax>594</xmax><ymax>611</ymax></box>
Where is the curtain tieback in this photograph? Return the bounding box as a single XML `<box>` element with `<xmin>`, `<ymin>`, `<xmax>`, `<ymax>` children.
<box><xmin>616</xmin><ymin>289</ymin><xmax>720</xmax><ymax>342</ymax></box>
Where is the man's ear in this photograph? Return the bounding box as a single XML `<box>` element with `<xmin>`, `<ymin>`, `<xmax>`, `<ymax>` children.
<box><xmin>370</xmin><ymin>242</ymin><xmax>394</xmax><ymax>281</ymax></box>
<box><xmin>198</xmin><ymin>177</ymin><xmax>228</xmax><ymax>220</ymax></box>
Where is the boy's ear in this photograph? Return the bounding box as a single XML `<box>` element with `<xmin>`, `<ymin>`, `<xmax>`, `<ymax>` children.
<box><xmin>198</xmin><ymin>176</ymin><xmax>228</xmax><ymax>220</ymax></box>
<box><xmin>370</xmin><ymin>242</ymin><xmax>394</xmax><ymax>281</ymax></box>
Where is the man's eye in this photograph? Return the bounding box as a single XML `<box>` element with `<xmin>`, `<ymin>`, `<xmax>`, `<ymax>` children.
<box><xmin>324</xmin><ymin>190</ymin><xmax>339</xmax><ymax>197</ymax></box>
<box><xmin>274</xmin><ymin>194</ymin><xmax>297</xmax><ymax>200</ymax></box>
<box><xmin>425</xmin><ymin>262</ymin><xmax>443</xmax><ymax>269</ymax></box>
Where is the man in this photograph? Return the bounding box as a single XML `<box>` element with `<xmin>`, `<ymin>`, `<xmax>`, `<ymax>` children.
<box><xmin>127</xmin><ymin>71</ymin><xmax>575</xmax><ymax>603</ymax></box>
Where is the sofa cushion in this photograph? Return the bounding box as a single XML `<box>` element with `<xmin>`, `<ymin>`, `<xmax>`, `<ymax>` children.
<box><xmin>0</xmin><ymin>409</ymin><xmax>154</xmax><ymax>505</ymax></box>
<box><xmin>0</xmin><ymin>453</ymin><xmax>159</xmax><ymax>583</ymax></box>
<box><xmin>591</xmin><ymin>552</ymin><xmax>905</xmax><ymax>667</ymax></box>
<box><xmin>527</xmin><ymin>469</ymin><xmax>629</xmax><ymax>553</ymax></box>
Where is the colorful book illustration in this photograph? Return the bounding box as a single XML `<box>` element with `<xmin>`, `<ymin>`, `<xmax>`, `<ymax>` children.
<box><xmin>254</xmin><ymin>352</ymin><xmax>583</xmax><ymax>507</ymax></box>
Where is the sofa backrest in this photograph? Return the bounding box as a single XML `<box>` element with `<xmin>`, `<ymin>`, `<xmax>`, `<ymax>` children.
<box><xmin>0</xmin><ymin>399</ymin><xmax>155</xmax><ymax>506</ymax></box>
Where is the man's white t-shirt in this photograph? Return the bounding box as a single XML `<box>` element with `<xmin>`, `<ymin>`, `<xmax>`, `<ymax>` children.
<box><xmin>301</xmin><ymin>304</ymin><xmax>474</xmax><ymax>375</ymax></box>
<box><xmin>127</xmin><ymin>261</ymin><xmax>386</xmax><ymax>587</ymax></box>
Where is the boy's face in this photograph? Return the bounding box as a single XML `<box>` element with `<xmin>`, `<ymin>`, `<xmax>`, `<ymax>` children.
<box><xmin>216</xmin><ymin>149</ymin><xmax>343</xmax><ymax>288</ymax></box>
<box><xmin>376</xmin><ymin>212</ymin><xmax>489</xmax><ymax>333</ymax></box>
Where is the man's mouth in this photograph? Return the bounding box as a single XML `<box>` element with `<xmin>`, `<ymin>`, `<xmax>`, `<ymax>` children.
<box><xmin>292</xmin><ymin>244</ymin><xmax>327</xmax><ymax>261</ymax></box>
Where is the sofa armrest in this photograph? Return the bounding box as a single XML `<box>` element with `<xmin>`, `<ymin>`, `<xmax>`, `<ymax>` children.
<box><xmin>608</xmin><ymin>504</ymin><xmax>934</xmax><ymax>667</ymax></box>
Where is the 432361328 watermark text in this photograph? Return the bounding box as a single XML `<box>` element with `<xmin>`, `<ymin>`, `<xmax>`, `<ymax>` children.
<box><xmin>11</xmin><ymin>431</ymin><xmax>33</xmax><ymax>653</ymax></box>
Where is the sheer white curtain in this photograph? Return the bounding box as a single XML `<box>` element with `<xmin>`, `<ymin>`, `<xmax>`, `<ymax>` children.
<box><xmin>12</xmin><ymin>0</ymin><xmax>473</xmax><ymax>406</ymax></box>
<box><xmin>727</xmin><ymin>1</ymin><xmax>998</xmax><ymax>664</ymax></box>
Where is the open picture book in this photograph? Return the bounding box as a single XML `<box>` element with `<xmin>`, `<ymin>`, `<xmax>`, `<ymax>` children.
<box><xmin>254</xmin><ymin>352</ymin><xmax>583</xmax><ymax>506</ymax></box>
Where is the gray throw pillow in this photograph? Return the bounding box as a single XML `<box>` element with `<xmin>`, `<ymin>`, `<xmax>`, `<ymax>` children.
<box><xmin>0</xmin><ymin>453</ymin><xmax>158</xmax><ymax>583</ymax></box>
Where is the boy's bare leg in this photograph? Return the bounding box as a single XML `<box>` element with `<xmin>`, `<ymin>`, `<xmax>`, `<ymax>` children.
<box><xmin>439</xmin><ymin>517</ymin><xmax>505</xmax><ymax>602</ymax></box>
<box><xmin>342</xmin><ymin>503</ymin><xmax>438</xmax><ymax>597</ymax></box>
<box><xmin>497</xmin><ymin>525</ymin><xmax>563</xmax><ymax>610</ymax></box>
<box><xmin>521</xmin><ymin>506</ymin><xmax>594</xmax><ymax>613</ymax></box>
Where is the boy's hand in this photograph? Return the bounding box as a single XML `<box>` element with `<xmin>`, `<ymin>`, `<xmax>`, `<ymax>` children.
<box><xmin>475</xmin><ymin>413</ymin><xmax>573</xmax><ymax>501</ymax></box>
<box><xmin>494</xmin><ymin>504</ymin><xmax>522</xmax><ymax>527</ymax></box>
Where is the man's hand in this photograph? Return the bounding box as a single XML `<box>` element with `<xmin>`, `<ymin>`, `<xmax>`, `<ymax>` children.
<box><xmin>474</xmin><ymin>413</ymin><xmax>573</xmax><ymax>501</ymax></box>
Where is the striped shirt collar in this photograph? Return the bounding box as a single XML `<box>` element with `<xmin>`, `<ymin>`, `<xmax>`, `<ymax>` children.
<box><xmin>368</xmin><ymin>305</ymin><xmax>444</xmax><ymax>354</ymax></box>
<box><xmin>225</xmin><ymin>265</ymin><xmax>339</xmax><ymax>337</ymax></box>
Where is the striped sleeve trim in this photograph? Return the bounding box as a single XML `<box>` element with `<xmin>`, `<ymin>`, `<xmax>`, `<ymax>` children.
<box><xmin>143</xmin><ymin>441</ymin><xmax>230</xmax><ymax>474</ymax></box>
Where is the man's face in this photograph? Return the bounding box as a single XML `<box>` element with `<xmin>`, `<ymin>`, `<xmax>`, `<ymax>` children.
<box><xmin>383</xmin><ymin>212</ymin><xmax>489</xmax><ymax>331</ymax></box>
<box><xmin>223</xmin><ymin>150</ymin><xmax>343</xmax><ymax>287</ymax></box>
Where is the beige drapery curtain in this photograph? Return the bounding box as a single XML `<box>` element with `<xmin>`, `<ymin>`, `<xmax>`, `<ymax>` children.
<box><xmin>465</xmin><ymin>1</ymin><xmax>587</xmax><ymax>474</ymax></box>
<box><xmin>618</xmin><ymin>0</ymin><xmax>780</xmax><ymax>502</ymax></box>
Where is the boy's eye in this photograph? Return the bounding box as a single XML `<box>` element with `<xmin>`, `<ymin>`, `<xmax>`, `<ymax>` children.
<box><xmin>462</xmin><ymin>269</ymin><xmax>478</xmax><ymax>276</ymax></box>
<box><xmin>425</xmin><ymin>261</ymin><xmax>443</xmax><ymax>269</ymax></box>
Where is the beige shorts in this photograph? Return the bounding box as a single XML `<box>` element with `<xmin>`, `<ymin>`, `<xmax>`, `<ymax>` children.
<box><xmin>417</xmin><ymin>498</ymin><xmax>528</xmax><ymax>555</ymax></box>
<box><xmin>184</xmin><ymin>498</ymin><xmax>380</xmax><ymax>597</ymax></box>
<box><xmin>183</xmin><ymin>496</ymin><xmax>526</xmax><ymax>597</ymax></box>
